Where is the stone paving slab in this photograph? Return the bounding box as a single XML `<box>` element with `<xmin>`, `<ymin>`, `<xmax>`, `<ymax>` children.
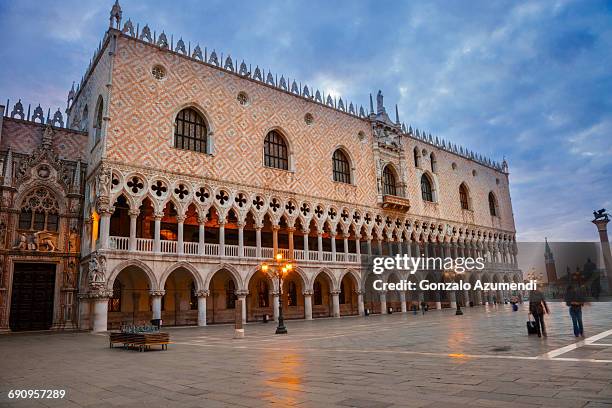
<box><xmin>0</xmin><ymin>303</ymin><xmax>611</xmax><ymax>407</ymax></box>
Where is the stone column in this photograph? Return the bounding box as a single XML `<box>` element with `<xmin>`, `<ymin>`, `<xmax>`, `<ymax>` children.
<box><xmin>92</xmin><ymin>296</ymin><xmax>109</xmax><ymax>333</ymax></box>
<box><xmin>218</xmin><ymin>220</ymin><xmax>226</xmax><ymax>257</ymax></box>
<box><xmin>343</xmin><ymin>234</ymin><xmax>349</xmax><ymax>258</ymax></box>
<box><xmin>302</xmin><ymin>229</ymin><xmax>309</xmax><ymax>259</ymax></box>
<box><xmin>355</xmin><ymin>234</ymin><xmax>361</xmax><ymax>258</ymax></box>
<box><xmin>272</xmin><ymin>292</ymin><xmax>279</xmax><ymax>321</ymax></box>
<box><xmin>197</xmin><ymin>290</ymin><xmax>208</xmax><ymax>326</ymax></box>
<box><xmin>357</xmin><ymin>291</ymin><xmax>365</xmax><ymax>316</ymax></box>
<box><xmin>255</xmin><ymin>225</ymin><xmax>262</xmax><ymax>258</ymax></box>
<box><xmin>377</xmin><ymin>239</ymin><xmax>383</xmax><ymax>256</ymax></box>
<box><xmin>98</xmin><ymin>209</ymin><xmax>112</xmax><ymax>249</ymax></box>
<box><xmin>198</xmin><ymin>216</ymin><xmax>206</xmax><ymax>255</ymax></box>
<box><xmin>272</xmin><ymin>225</ymin><xmax>279</xmax><ymax>256</ymax></box>
<box><xmin>153</xmin><ymin>213</ymin><xmax>163</xmax><ymax>253</ymax></box>
<box><xmin>397</xmin><ymin>239</ymin><xmax>403</xmax><ymax>256</ymax></box>
<box><xmin>593</xmin><ymin>217</ymin><xmax>612</xmax><ymax>292</ymax></box>
<box><xmin>387</xmin><ymin>238</ymin><xmax>394</xmax><ymax>256</ymax></box>
<box><xmin>317</xmin><ymin>232</ymin><xmax>323</xmax><ymax>261</ymax></box>
<box><xmin>238</xmin><ymin>222</ymin><xmax>245</xmax><ymax>258</ymax></box>
<box><xmin>366</xmin><ymin>236</ymin><xmax>372</xmax><ymax>257</ymax></box>
<box><xmin>177</xmin><ymin>215</ymin><xmax>185</xmax><ymax>255</ymax></box>
<box><xmin>151</xmin><ymin>290</ymin><xmax>165</xmax><ymax>320</ymax></box>
<box><xmin>399</xmin><ymin>291</ymin><xmax>407</xmax><ymax>313</ymax></box>
<box><xmin>331</xmin><ymin>290</ymin><xmax>340</xmax><ymax>318</ymax></box>
<box><xmin>435</xmin><ymin>291</ymin><xmax>442</xmax><ymax>310</ymax></box>
<box><xmin>288</xmin><ymin>227</ymin><xmax>295</xmax><ymax>259</ymax></box>
<box><xmin>304</xmin><ymin>290</ymin><xmax>313</xmax><ymax>320</ymax></box>
<box><xmin>236</xmin><ymin>291</ymin><xmax>248</xmax><ymax>324</ymax></box>
<box><xmin>464</xmin><ymin>289</ymin><xmax>470</xmax><ymax>306</ymax></box>
<box><xmin>405</xmin><ymin>240</ymin><xmax>412</xmax><ymax>257</ymax></box>
<box><xmin>380</xmin><ymin>291</ymin><xmax>387</xmax><ymax>314</ymax></box>
<box><xmin>128</xmin><ymin>209</ymin><xmax>138</xmax><ymax>251</ymax></box>
<box><xmin>330</xmin><ymin>232</ymin><xmax>337</xmax><ymax>261</ymax></box>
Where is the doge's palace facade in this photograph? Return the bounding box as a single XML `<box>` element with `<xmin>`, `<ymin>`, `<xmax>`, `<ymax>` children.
<box><xmin>0</xmin><ymin>2</ymin><xmax>521</xmax><ymax>332</ymax></box>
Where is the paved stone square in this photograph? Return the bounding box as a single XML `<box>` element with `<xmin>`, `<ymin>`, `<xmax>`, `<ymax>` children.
<box><xmin>1</xmin><ymin>302</ymin><xmax>611</xmax><ymax>408</ymax></box>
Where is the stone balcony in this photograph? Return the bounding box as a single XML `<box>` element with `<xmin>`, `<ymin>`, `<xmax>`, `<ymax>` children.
<box><xmin>108</xmin><ymin>236</ymin><xmax>361</xmax><ymax>264</ymax></box>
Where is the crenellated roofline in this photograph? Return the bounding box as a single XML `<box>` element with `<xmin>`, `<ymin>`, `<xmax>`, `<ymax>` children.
<box><xmin>67</xmin><ymin>0</ymin><xmax>510</xmax><ymax>175</ymax></box>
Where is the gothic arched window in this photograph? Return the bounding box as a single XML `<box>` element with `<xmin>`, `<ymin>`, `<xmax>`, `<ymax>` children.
<box><xmin>18</xmin><ymin>188</ymin><xmax>60</xmax><ymax>232</ymax></box>
<box><xmin>109</xmin><ymin>280</ymin><xmax>122</xmax><ymax>312</ymax></box>
<box><xmin>225</xmin><ymin>279</ymin><xmax>236</xmax><ymax>309</ymax></box>
<box><xmin>81</xmin><ymin>105</ymin><xmax>89</xmax><ymax>132</ymax></box>
<box><xmin>287</xmin><ymin>281</ymin><xmax>297</xmax><ymax>306</ymax></box>
<box><xmin>459</xmin><ymin>183</ymin><xmax>470</xmax><ymax>210</ymax></box>
<box><xmin>94</xmin><ymin>96</ymin><xmax>104</xmax><ymax>145</ymax></box>
<box><xmin>489</xmin><ymin>192</ymin><xmax>498</xmax><ymax>216</ymax></box>
<box><xmin>382</xmin><ymin>165</ymin><xmax>397</xmax><ymax>196</ymax></box>
<box><xmin>332</xmin><ymin>149</ymin><xmax>351</xmax><ymax>184</ymax></box>
<box><xmin>313</xmin><ymin>281</ymin><xmax>323</xmax><ymax>305</ymax></box>
<box><xmin>413</xmin><ymin>147</ymin><xmax>420</xmax><ymax>167</ymax></box>
<box><xmin>174</xmin><ymin>107</ymin><xmax>208</xmax><ymax>153</ymax></box>
<box><xmin>263</xmin><ymin>130</ymin><xmax>289</xmax><ymax>170</ymax></box>
<box><xmin>421</xmin><ymin>174</ymin><xmax>434</xmax><ymax>202</ymax></box>
<box><xmin>430</xmin><ymin>152</ymin><xmax>437</xmax><ymax>173</ymax></box>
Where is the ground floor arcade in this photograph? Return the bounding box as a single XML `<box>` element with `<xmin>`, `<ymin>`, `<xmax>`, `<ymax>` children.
<box><xmin>78</xmin><ymin>255</ymin><xmax>523</xmax><ymax>332</ymax></box>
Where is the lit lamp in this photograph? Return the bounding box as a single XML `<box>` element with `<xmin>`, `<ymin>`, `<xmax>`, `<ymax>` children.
<box><xmin>261</xmin><ymin>253</ymin><xmax>293</xmax><ymax>334</ymax></box>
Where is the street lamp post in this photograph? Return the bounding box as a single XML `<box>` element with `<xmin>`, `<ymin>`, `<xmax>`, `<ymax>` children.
<box><xmin>261</xmin><ymin>253</ymin><xmax>293</xmax><ymax>334</ymax></box>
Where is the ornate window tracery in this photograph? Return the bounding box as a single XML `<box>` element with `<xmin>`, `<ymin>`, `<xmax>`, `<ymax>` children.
<box><xmin>18</xmin><ymin>188</ymin><xmax>60</xmax><ymax>232</ymax></box>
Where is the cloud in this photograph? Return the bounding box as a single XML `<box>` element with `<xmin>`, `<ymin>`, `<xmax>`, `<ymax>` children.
<box><xmin>0</xmin><ymin>0</ymin><xmax>610</xmax><ymax>243</ymax></box>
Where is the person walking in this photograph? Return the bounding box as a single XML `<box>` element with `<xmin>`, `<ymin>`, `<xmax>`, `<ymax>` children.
<box><xmin>529</xmin><ymin>289</ymin><xmax>549</xmax><ymax>338</ymax></box>
<box><xmin>565</xmin><ymin>284</ymin><xmax>585</xmax><ymax>337</ymax></box>
<box><xmin>420</xmin><ymin>300</ymin><xmax>427</xmax><ymax>315</ymax></box>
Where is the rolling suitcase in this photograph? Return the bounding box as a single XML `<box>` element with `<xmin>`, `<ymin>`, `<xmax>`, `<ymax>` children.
<box><xmin>526</xmin><ymin>320</ymin><xmax>538</xmax><ymax>335</ymax></box>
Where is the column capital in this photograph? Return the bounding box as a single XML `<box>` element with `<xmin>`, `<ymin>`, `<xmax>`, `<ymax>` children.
<box><xmin>272</xmin><ymin>225</ymin><xmax>280</xmax><ymax>231</ymax></box>
<box><xmin>235</xmin><ymin>290</ymin><xmax>249</xmax><ymax>297</ymax></box>
<box><xmin>176</xmin><ymin>214</ymin><xmax>186</xmax><ymax>223</ymax></box>
<box><xmin>154</xmin><ymin>211</ymin><xmax>164</xmax><ymax>220</ymax></box>
<box><xmin>128</xmin><ymin>209</ymin><xmax>140</xmax><ymax>217</ymax></box>
<box><xmin>197</xmin><ymin>215</ymin><xmax>207</xmax><ymax>224</ymax></box>
<box><xmin>330</xmin><ymin>231</ymin><xmax>337</xmax><ymax>238</ymax></box>
<box><xmin>196</xmin><ymin>290</ymin><xmax>210</xmax><ymax>298</ymax></box>
<box><xmin>301</xmin><ymin>229</ymin><xmax>310</xmax><ymax>235</ymax></box>
<box><xmin>302</xmin><ymin>290</ymin><xmax>313</xmax><ymax>296</ymax></box>
<box><xmin>237</xmin><ymin>221</ymin><xmax>246</xmax><ymax>228</ymax></box>
<box><xmin>287</xmin><ymin>226</ymin><xmax>296</xmax><ymax>233</ymax></box>
<box><xmin>149</xmin><ymin>290</ymin><xmax>165</xmax><ymax>297</ymax></box>
<box><xmin>330</xmin><ymin>290</ymin><xmax>341</xmax><ymax>295</ymax></box>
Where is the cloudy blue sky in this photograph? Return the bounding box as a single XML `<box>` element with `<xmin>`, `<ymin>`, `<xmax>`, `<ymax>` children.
<box><xmin>1</xmin><ymin>0</ymin><xmax>610</xmax><ymax>241</ymax></box>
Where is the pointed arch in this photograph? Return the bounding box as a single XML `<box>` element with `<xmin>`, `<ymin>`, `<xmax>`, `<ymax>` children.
<box><xmin>159</xmin><ymin>261</ymin><xmax>203</xmax><ymax>292</ymax></box>
<box><xmin>174</xmin><ymin>106</ymin><xmax>209</xmax><ymax>154</ymax></box>
<box><xmin>459</xmin><ymin>182</ymin><xmax>470</xmax><ymax>210</ymax></box>
<box><xmin>420</xmin><ymin>173</ymin><xmax>434</xmax><ymax>202</ymax></box>
<box><xmin>488</xmin><ymin>192</ymin><xmax>499</xmax><ymax>216</ymax></box>
<box><xmin>382</xmin><ymin>164</ymin><xmax>398</xmax><ymax>196</ymax></box>
<box><xmin>332</xmin><ymin>147</ymin><xmax>353</xmax><ymax>184</ymax></box>
<box><xmin>107</xmin><ymin>259</ymin><xmax>157</xmax><ymax>291</ymax></box>
<box><xmin>205</xmin><ymin>263</ymin><xmax>243</xmax><ymax>291</ymax></box>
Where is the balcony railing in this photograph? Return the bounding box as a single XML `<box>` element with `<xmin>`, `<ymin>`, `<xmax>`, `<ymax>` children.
<box><xmin>108</xmin><ymin>236</ymin><xmax>362</xmax><ymax>264</ymax></box>
<box><xmin>106</xmin><ymin>236</ymin><xmax>518</xmax><ymax>269</ymax></box>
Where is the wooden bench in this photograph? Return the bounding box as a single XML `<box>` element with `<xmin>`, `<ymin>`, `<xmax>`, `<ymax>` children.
<box><xmin>109</xmin><ymin>332</ymin><xmax>171</xmax><ymax>352</ymax></box>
